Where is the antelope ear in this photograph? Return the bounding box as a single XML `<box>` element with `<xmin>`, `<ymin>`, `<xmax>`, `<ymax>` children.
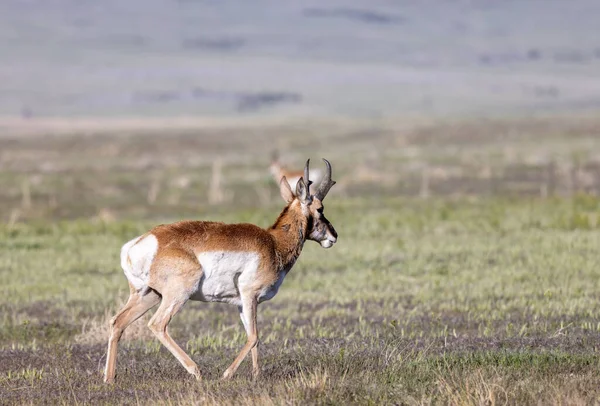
<box><xmin>279</xmin><ymin>176</ymin><xmax>294</xmax><ymax>203</ymax></box>
<box><xmin>295</xmin><ymin>177</ymin><xmax>311</xmax><ymax>204</ymax></box>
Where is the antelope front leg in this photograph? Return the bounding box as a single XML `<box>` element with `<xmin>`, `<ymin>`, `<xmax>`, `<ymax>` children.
<box><xmin>223</xmin><ymin>297</ymin><xmax>258</xmax><ymax>380</ymax></box>
<box><xmin>237</xmin><ymin>304</ymin><xmax>260</xmax><ymax>378</ymax></box>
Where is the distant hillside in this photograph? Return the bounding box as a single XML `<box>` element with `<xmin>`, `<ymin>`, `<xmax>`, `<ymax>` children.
<box><xmin>1</xmin><ymin>0</ymin><xmax>599</xmax><ymax>118</ymax></box>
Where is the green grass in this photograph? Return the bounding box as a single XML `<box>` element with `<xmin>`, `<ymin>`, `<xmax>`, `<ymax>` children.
<box><xmin>3</xmin><ymin>115</ymin><xmax>600</xmax><ymax>404</ymax></box>
<box><xmin>2</xmin><ymin>195</ymin><xmax>600</xmax><ymax>404</ymax></box>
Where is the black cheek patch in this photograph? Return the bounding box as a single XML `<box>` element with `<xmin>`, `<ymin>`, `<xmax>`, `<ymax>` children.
<box><xmin>307</xmin><ymin>216</ymin><xmax>314</xmax><ymax>232</ymax></box>
<box><xmin>315</xmin><ymin>222</ymin><xmax>327</xmax><ymax>240</ymax></box>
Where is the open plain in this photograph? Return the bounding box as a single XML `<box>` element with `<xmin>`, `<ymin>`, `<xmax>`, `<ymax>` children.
<box><xmin>2</xmin><ymin>115</ymin><xmax>600</xmax><ymax>404</ymax></box>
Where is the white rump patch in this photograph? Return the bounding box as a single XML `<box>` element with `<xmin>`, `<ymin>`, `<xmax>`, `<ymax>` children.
<box><xmin>192</xmin><ymin>251</ymin><xmax>260</xmax><ymax>305</ymax></box>
<box><xmin>120</xmin><ymin>234</ymin><xmax>158</xmax><ymax>291</ymax></box>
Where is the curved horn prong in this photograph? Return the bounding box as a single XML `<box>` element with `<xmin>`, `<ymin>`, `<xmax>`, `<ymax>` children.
<box><xmin>314</xmin><ymin>158</ymin><xmax>336</xmax><ymax>201</ymax></box>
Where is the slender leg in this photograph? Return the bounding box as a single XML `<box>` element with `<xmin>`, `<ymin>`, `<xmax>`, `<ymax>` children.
<box><xmin>238</xmin><ymin>305</ymin><xmax>260</xmax><ymax>378</ymax></box>
<box><xmin>223</xmin><ymin>297</ymin><xmax>258</xmax><ymax>380</ymax></box>
<box><xmin>147</xmin><ymin>294</ymin><xmax>201</xmax><ymax>380</ymax></box>
<box><xmin>104</xmin><ymin>287</ymin><xmax>160</xmax><ymax>383</ymax></box>
<box><xmin>251</xmin><ymin>341</ymin><xmax>259</xmax><ymax>379</ymax></box>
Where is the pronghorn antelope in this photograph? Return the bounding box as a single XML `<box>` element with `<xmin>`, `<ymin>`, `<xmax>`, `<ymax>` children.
<box><xmin>270</xmin><ymin>150</ymin><xmax>323</xmax><ymax>194</ymax></box>
<box><xmin>104</xmin><ymin>159</ymin><xmax>338</xmax><ymax>383</ymax></box>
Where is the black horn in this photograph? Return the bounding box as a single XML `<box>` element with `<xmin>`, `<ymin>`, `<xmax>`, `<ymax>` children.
<box><xmin>304</xmin><ymin>159</ymin><xmax>312</xmax><ymax>188</ymax></box>
<box><xmin>314</xmin><ymin>158</ymin><xmax>336</xmax><ymax>201</ymax></box>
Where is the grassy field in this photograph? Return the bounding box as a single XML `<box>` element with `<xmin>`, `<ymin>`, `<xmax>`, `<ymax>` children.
<box><xmin>2</xmin><ymin>115</ymin><xmax>600</xmax><ymax>404</ymax></box>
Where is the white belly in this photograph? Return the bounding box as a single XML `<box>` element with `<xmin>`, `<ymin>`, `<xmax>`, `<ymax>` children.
<box><xmin>191</xmin><ymin>251</ymin><xmax>260</xmax><ymax>306</ymax></box>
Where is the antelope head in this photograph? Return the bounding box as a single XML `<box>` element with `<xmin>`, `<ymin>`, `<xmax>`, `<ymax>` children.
<box><xmin>279</xmin><ymin>158</ymin><xmax>338</xmax><ymax>249</ymax></box>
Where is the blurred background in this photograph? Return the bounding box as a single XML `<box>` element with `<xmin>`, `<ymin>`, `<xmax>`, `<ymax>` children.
<box><xmin>2</xmin><ymin>0</ymin><xmax>600</xmax><ymax>119</ymax></box>
<box><xmin>2</xmin><ymin>0</ymin><xmax>600</xmax><ymax>222</ymax></box>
